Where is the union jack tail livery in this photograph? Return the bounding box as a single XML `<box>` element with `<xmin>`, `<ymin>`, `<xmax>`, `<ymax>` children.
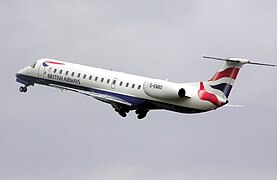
<box><xmin>207</xmin><ymin>60</ymin><xmax>241</xmax><ymax>99</ymax></box>
<box><xmin>202</xmin><ymin>56</ymin><xmax>276</xmax><ymax>101</ymax></box>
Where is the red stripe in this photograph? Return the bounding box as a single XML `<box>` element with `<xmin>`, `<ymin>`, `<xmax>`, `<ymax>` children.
<box><xmin>198</xmin><ymin>82</ymin><xmax>222</xmax><ymax>107</ymax></box>
<box><xmin>46</xmin><ymin>61</ymin><xmax>65</xmax><ymax>65</ymax></box>
<box><xmin>210</xmin><ymin>68</ymin><xmax>240</xmax><ymax>81</ymax></box>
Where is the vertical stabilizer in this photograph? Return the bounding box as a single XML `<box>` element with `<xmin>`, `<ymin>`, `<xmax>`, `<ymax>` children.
<box><xmin>202</xmin><ymin>56</ymin><xmax>252</xmax><ymax>99</ymax></box>
<box><xmin>202</xmin><ymin>56</ymin><xmax>276</xmax><ymax>101</ymax></box>
<box><xmin>207</xmin><ymin>61</ymin><xmax>242</xmax><ymax>98</ymax></box>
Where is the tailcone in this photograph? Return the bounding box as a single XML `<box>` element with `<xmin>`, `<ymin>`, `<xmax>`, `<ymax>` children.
<box><xmin>217</xmin><ymin>96</ymin><xmax>229</xmax><ymax>107</ymax></box>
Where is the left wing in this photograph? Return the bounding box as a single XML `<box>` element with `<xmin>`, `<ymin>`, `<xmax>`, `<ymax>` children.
<box><xmin>49</xmin><ymin>84</ymin><xmax>133</xmax><ymax>107</ymax></box>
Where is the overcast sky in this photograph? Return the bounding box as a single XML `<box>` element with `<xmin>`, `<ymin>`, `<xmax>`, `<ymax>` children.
<box><xmin>1</xmin><ymin>1</ymin><xmax>277</xmax><ymax>180</ymax></box>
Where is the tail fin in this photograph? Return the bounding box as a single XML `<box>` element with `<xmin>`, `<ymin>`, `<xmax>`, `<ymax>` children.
<box><xmin>207</xmin><ymin>61</ymin><xmax>242</xmax><ymax>98</ymax></box>
<box><xmin>203</xmin><ymin>56</ymin><xmax>276</xmax><ymax>99</ymax></box>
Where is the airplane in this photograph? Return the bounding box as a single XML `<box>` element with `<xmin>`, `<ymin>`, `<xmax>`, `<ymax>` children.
<box><xmin>15</xmin><ymin>56</ymin><xmax>276</xmax><ymax>119</ymax></box>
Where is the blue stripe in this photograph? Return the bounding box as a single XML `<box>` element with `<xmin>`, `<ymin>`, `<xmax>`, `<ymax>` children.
<box><xmin>16</xmin><ymin>77</ymin><xmax>30</xmax><ymax>86</ymax></box>
<box><xmin>42</xmin><ymin>62</ymin><xmax>48</xmax><ymax>67</ymax></box>
<box><xmin>210</xmin><ymin>83</ymin><xmax>233</xmax><ymax>98</ymax></box>
<box><xmin>16</xmin><ymin>73</ymin><xmax>145</xmax><ymax>106</ymax></box>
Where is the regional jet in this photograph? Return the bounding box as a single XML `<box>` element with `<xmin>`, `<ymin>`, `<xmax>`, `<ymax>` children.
<box><xmin>15</xmin><ymin>56</ymin><xmax>276</xmax><ymax>119</ymax></box>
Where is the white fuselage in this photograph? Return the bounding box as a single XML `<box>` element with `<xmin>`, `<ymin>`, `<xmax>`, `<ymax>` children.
<box><xmin>16</xmin><ymin>58</ymin><xmax>221</xmax><ymax>118</ymax></box>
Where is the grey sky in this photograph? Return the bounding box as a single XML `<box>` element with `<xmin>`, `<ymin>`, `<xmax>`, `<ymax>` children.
<box><xmin>1</xmin><ymin>1</ymin><xmax>277</xmax><ymax>179</ymax></box>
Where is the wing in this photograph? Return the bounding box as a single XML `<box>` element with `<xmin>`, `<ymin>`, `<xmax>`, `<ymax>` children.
<box><xmin>48</xmin><ymin>84</ymin><xmax>132</xmax><ymax>107</ymax></box>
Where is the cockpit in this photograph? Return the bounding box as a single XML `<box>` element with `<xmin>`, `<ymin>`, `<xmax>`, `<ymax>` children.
<box><xmin>31</xmin><ymin>62</ymin><xmax>37</xmax><ymax>68</ymax></box>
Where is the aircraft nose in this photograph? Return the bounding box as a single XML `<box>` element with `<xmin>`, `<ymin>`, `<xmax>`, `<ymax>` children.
<box><xmin>16</xmin><ymin>69</ymin><xmax>24</xmax><ymax>78</ymax></box>
<box><xmin>16</xmin><ymin>67</ymin><xmax>31</xmax><ymax>86</ymax></box>
<box><xmin>15</xmin><ymin>67</ymin><xmax>30</xmax><ymax>79</ymax></box>
<box><xmin>16</xmin><ymin>69</ymin><xmax>23</xmax><ymax>75</ymax></box>
<box><xmin>16</xmin><ymin>67</ymin><xmax>28</xmax><ymax>75</ymax></box>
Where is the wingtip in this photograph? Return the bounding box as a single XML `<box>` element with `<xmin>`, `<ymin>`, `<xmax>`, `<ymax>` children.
<box><xmin>248</xmin><ymin>61</ymin><xmax>277</xmax><ymax>67</ymax></box>
<box><xmin>203</xmin><ymin>56</ymin><xmax>277</xmax><ymax>67</ymax></box>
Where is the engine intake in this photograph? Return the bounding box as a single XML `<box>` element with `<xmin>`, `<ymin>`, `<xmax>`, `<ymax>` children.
<box><xmin>178</xmin><ymin>88</ymin><xmax>186</xmax><ymax>98</ymax></box>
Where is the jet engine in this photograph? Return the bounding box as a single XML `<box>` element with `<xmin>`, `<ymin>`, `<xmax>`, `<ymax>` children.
<box><xmin>143</xmin><ymin>80</ymin><xmax>186</xmax><ymax>100</ymax></box>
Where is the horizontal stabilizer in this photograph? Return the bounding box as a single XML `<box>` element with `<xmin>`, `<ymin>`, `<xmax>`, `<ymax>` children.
<box><xmin>203</xmin><ymin>56</ymin><xmax>276</xmax><ymax>67</ymax></box>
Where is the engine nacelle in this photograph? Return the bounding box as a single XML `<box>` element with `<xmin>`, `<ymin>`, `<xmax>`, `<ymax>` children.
<box><xmin>143</xmin><ymin>79</ymin><xmax>186</xmax><ymax>100</ymax></box>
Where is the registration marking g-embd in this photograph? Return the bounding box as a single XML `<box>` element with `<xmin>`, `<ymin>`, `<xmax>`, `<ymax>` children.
<box><xmin>149</xmin><ymin>83</ymin><xmax>163</xmax><ymax>90</ymax></box>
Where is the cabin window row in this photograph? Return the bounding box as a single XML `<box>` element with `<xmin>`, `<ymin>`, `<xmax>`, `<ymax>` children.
<box><xmin>53</xmin><ymin>68</ymin><xmax>92</xmax><ymax>80</ymax></box>
<box><xmin>52</xmin><ymin>68</ymin><xmax>141</xmax><ymax>90</ymax></box>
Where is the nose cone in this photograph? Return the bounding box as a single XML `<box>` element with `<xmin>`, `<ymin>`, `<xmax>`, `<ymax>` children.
<box><xmin>16</xmin><ymin>69</ymin><xmax>24</xmax><ymax>77</ymax></box>
<box><xmin>16</xmin><ymin>67</ymin><xmax>29</xmax><ymax>76</ymax></box>
<box><xmin>16</xmin><ymin>68</ymin><xmax>24</xmax><ymax>78</ymax></box>
<box><xmin>15</xmin><ymin>67</ymin><xmax>32</xmax><ymax>86</ymax></box>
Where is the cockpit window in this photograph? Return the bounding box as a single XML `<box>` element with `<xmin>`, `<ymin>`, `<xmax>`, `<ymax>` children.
<box><xmin>31</xmin><ymin>62</ymin><xmax>37</xmax><ymax>68</ymax></box>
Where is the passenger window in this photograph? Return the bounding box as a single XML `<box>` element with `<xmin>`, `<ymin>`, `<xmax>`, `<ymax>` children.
<box><xmin>89</xmin><ymin>75</ymin><xmax>92</xmax><ymax>80</ymax></box>
<box><xmin>138</xmin><ymin>85</ymin><xmax>141</xmax><ymax>89</ymax></box>
<box><xmin>107</xmin><ymin>79</ymin><xmax>110</xmax><ymax>83</ymax></box>
<box><xmin>77</xmin><ymin>73</ymin><xmax>81</xmax><ymax>78</ymax></box>
<box><xmin>101</xmin><ymin>78</ymin><xmax>104</xmax><ymax>82</ymax></box>
<box><xmin>119</xmin><ymin>81</ymin><xmax>123</xmax><ymax>86</ymax></box>
<box><xmin>54</xmin><ymin>69</ymin><xmax>57</xmax><ymax>73</ymax></box>
<box><xmin>126</xmin><ymin>83</ymin><xmax>129</xmax><ymax>87</ymax></box>
<box><xmin>83</xmin><ymin>74</ymin><xmax>86</xmax><ymax>79</ymax></box>
<box><xmin>65</xmin><ymin>71</ymin><xmax>69</xmax><ymax>75</ymax></box>
<box><xmin>112</xmin><ymin>80</ymin><xmax>116</xmax><ymax>85</ymax></box>
<box><xmin>59</xmin><ymin>70</ymin><xmax>63</xmax><ymax>74</ymax></box>
<box><xmin>95</xmin><ymin>77</ymin><xmax>98</xmax><ymax>81</ymax></box>
<box><xmin>71</xmin><ymin>72</ymin><xmax>75</xmax><ymax>77</ymax></box>
<box><xmin>132</xmin><ymin>84</ymin><xmax>135</xmax><ymax>88</ymax></box>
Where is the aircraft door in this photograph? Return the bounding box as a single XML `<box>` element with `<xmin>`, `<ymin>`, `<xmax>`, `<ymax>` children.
<box><xmin>111</xmin><ymin>78</ymin><xmax>118</xmax><ymax>89</ymax></box>
<box><xmin>38</xmin><ymin>64</ymin><xmax>46</xmax><ymax>78</ymax></box>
